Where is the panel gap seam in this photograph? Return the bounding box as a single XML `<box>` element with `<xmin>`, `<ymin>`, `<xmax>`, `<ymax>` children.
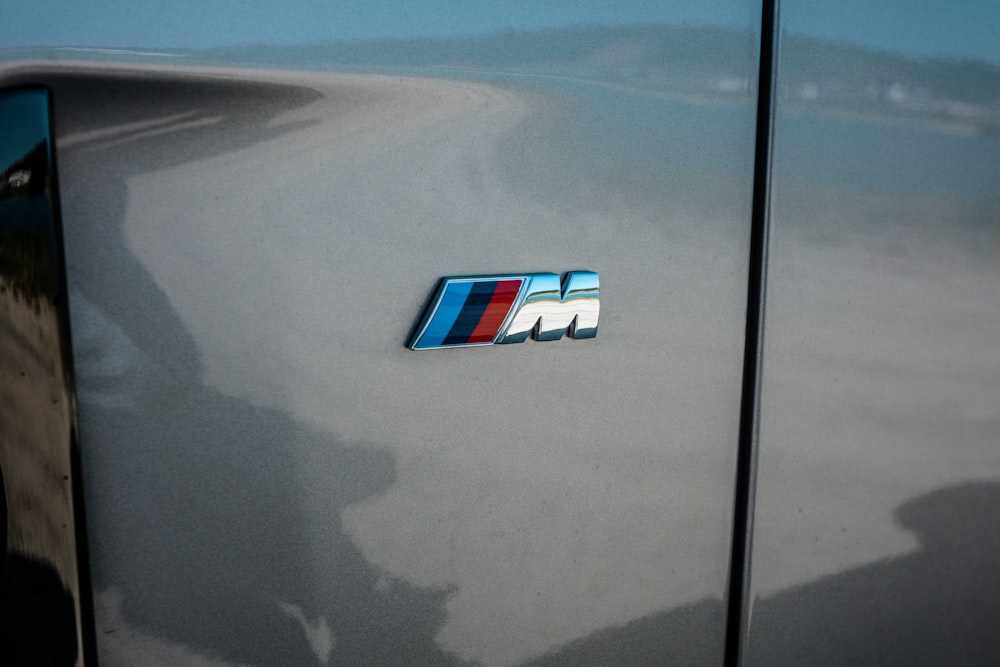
<box><xmin>723</xmin><ymin>0</ymin><xmax>779</xmax><ymax>664</ymax></box>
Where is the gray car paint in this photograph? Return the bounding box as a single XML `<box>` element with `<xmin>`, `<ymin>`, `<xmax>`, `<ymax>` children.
<box><xmin>4</xmin><ymin>16</ymin><xmax>762</xmax><ymax>667</ymax></box>
<box><xmin>3</xmin><ymin>0</ymin><xmax>999</xmax><ymax>665</ymax></box>
<box><xmin>746</xmin><ymin>4</ymin><xmax>1000</xmax><ymax>665</ymax></box>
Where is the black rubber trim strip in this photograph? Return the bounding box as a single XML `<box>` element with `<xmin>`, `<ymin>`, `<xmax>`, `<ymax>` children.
<box><xmin>70</xmin><ymin>428</ymin><xmax>99</xmax><ymax>667</ymax></box>
<box><xmin>724</xmin><ymin>0</ymin><xmax>780</xmax><ymax>665</ymax></box>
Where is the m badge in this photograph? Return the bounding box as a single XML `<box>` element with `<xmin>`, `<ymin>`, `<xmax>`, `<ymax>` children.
<box><xmin>409</xmin><ymin>271</ymin><xmax>600</xmax><ymax>350</ymax></box>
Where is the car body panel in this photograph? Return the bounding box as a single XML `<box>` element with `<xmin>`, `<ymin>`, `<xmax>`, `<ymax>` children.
<box><xmin>4</xmin><ymin>5</ymin><xmax>764</xmax><ymax>663</ymax></box>
<box><xmin>747</xmin><ymin>3</ymin><xmax>1000</xmax><ymax>663</ymax></box>
<box><xmin>4</xmin><ymin>1</ymin><xmax>1000</xmax><ymax>665</ymax></box>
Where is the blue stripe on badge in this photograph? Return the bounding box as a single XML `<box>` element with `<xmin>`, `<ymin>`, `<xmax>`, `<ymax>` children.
<box><xmin>412</xmin><ymin>280</ymin><xmax>474</xmax><ymax>349</ymax></box>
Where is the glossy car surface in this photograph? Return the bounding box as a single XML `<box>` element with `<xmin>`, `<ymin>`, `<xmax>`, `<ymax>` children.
<box><xmin>2</xmin><ymin>2</ymin><xmax>999</xmax><ymax>665</ymax></box>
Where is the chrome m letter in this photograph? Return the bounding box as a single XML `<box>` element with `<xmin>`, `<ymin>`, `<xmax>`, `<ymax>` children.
<box><xmin>498</xmin><ymin>271</ymin><xmax>600</xmax><ymax>343</ymax></box>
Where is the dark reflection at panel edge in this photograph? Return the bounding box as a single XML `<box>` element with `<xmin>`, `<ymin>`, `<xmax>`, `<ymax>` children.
<box><xmin>0</xmin><ymin>83</ymin><xmax>96</xmax><ymax>666</ymax></box>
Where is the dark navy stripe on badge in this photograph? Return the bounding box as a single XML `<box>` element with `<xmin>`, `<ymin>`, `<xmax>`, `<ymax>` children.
<box><xmin>443</xmin><ymin>280</ymin><xmax>497</xmax><ymax>346</ymax></box>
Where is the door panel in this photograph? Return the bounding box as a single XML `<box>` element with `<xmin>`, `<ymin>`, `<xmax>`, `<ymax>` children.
<box><xmin>4</xmin><ymin>4</ymin><xmax>764</xmax><ymax>665</ymax></box>
<box><xmin>749</xmin><ymin>4</ymin><xmax>1000</xmax><ymax>663</ymax></box>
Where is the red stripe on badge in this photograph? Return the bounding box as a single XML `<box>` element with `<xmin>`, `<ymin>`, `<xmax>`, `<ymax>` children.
<box><xmin>467</xmin><ymin>279</ymin><xmax>523</xmax><ymax>343</ymax></box>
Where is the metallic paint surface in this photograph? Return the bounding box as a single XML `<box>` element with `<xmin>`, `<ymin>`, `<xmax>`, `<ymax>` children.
<box><xmin>746</xmin><ymin>7</ymin><xmax>1000</xmax><ymax>665</ymax></box>
<box><xmin>7</xmin><ymin>2</ymin><xmax>999</xmax><ymax>665</ymax></box>
<box><xmin>1</xmin><ymin>12</ymin><xmax>762</xmax><ymax>663</ymax></box>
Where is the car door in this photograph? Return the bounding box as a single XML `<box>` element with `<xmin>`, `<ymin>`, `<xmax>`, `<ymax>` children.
<box><xmin>743</xmin><ymin>2</ymin><xmax>1000</xmax><ymax>664</ymax></box>
<box><xmin>2</xmin><ymin>2</ymin><xmax>764</xmax><ymax>665</ymax></box>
